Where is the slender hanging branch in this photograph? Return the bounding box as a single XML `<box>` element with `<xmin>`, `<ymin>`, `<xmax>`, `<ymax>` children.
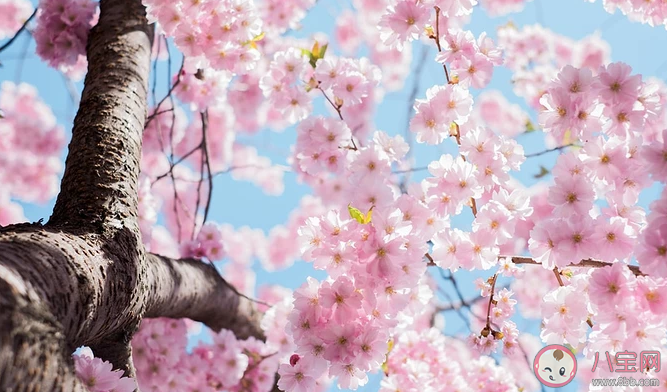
<box><xmin>0</xmin><ymin>8</ymin><xmax>38</xmax><ymax>54</ymax></box>
<box><xmin>483</xmin><ymin>274</ymin><xmax>498</xmax><ymax>335</ymax></box>
<box><xmin>431</xmin><ymin>6</ymin><xmax>450</xmax><ymax>83</ymax></box>
<box><xmin>525</xmin><ymin>143</ymin><xmax>575</xmax><ymax>158</ymax></box>
<box><xmin>508</xmin><ymin>256</ymin><xmax>644</xmax><ymax>276</ymax></box>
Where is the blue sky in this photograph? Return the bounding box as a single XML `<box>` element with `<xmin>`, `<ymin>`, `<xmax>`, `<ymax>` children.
<box><xmin>2</xmin><ymin>0</ymin><xmax>667</xmax><ymax>391</ymax></box>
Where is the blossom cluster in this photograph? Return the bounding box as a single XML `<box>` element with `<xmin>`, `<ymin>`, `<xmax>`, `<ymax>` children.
<box><xmin>335</xmin><ymin>3</ymin><xmax>418</xmax><ymax>92</ymax></box>
<box><xmin>529</xmin><ymin>63</ymin><xmax>666</xmax><ymax>272</ymax></box>
<box><xmin>260</xmin><ymin>48</ymin><xmax>314</xmax><ymax>124</ymax></box>
<box><xmin>73</xmin><ymin>347</ymin><xmax>136</xmax><ymax>392</ymax></box>
<box><xmin>498</xmin><ymin>24</ymin><xmax>611</xmax><ymax>110</ymax></box>
<box><xmin>639</xmin><ymin>188</ymin><xmax>667</xmax><ymax>278</ymax></box>
<box><xmin>258</xmin><ymin>0</ymin><xmax>315</xmax><ymax>34</ymax></box>
<box><xmin>588</xmin><ymin>0</ymin><xmax>667</xmax><ymax>29</ymax></box>
<box><xmin>180</xmin><ymin>222</ymin><xmax>227</xmax><ymax>261</ymax></box>
<box><xmin>132</xmin><ymin>318</ymin><xmax>280</xmax><ymax>392</ymax></box>
<box><xmin>261</xmin><ymin>49</ymin><xmax>382</xmax><ymax>131</ymax></box>
<box><xmin>427</xmin><ymin>133</ymin><xmax>527</xmax><ymax>260</ymax></box>
<box><xmin>434</xmin><ymin>29</ymin><xmax>503</xmax><ymax>89</ymax></box>
<box><xmin>139</xmin><ymin>102</ymin><xmax>286</xmax><ymax>247</ymax></box>
<box><xmin>473</xmin><ymin>90</ymin><xmax>531</xmax><ymax>138</ymax></box>
<box><xmin>173</xmin><ymin>68</ymin><xmax>232</xmax><ymax>111</ymax></box>
<box><xmin>381</xmin><ymin>328</ymin><xmax>520</xmax><ymax>391</ymax></box>
<box><xmin>410</xmin><ymin>83</ymin><xmax>473</xmax><ymax>144</ymax></box>
<box><xmin>0</xmin><ymin>0</ymin><xmax>32</xmax><ymax>39</ymax></box>
<box><xmin>377</xmin><ymin>3</ymin><xmax>502</xmax><ymax>88</ymax></box>
<box><xmin>537</xmin><ymin>263</ymin><xmax>667</xmax><ymax>385</ymax></box>
<box><xmin>0</xmin><ymin>82</ymin><xmax>65</xmax><ymax>204</ymax></box>
<box><xmin>286</xmin><ymin>201</ymin><xmax>436</xmax><ymax>389</ymax></box>
<box><xmin>7</xmin><ymin>0</ymin><xmax>667</xmax><ymax>391</ymax></box>
<box><xmin>466</xmin><ymin>284</ymin><xmax>521</xmax><ymax>356</ymax></box>
<box><xmin>378</xmin><ymin>0</ymin><xmax>476</xmax><ymax>49</ymax></box>
<box><xmin>479</xmin><ymin>0</ymin><xmax>531</xmax><ymax>17</ymax></box>
<box><xmin>33</xmin><ymin>0</ymin><xmax>97</xmax><ymax>79</ymax></box>
<box><xmin>142</xmin><ymin>0</ymin><xmax>263</xmax><ymax>74</ymax></box>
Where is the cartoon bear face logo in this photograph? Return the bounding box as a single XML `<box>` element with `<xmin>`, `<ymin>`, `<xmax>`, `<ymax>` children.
<box><xmin>533</xmin><ymin>344</ymin><xmax>578</xmax><ymax>387</ymax></box>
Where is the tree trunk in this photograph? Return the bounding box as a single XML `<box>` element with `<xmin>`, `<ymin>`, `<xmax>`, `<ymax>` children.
<box><xmin>0</xmin><ymin>0</ymin><xmax>266</xmax><ymax>390</ymax></box>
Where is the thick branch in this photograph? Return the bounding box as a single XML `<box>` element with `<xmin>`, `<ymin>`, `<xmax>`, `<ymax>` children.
<box><xmin>0</xmin><ymin>225</ymin><xmax>145</xmax><ymax>390</ymax></box>
<box><xmin>49</xmin><ymin>0</ymin><xmax>153</xmax><ymax>233</ymax></box>
<box><xmin>0</xmin><ymin>226</ymin><xmax>146</xmax><ymax>348</ymax></box>
<box><xmin>507</xmin><ymin>256</ymin><xmax>644</xmax><ymax>276</ymax></box>
<box><xmin>144</xmin><ymin>254</ymin><xmax>266</xmax><ymax>341</ymax></box>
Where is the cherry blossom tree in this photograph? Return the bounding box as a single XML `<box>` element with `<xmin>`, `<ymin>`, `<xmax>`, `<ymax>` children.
<box><xmin>1</xmin><ymin>0</ymin><xmax>667</xmax><ymax>391</ymax></box>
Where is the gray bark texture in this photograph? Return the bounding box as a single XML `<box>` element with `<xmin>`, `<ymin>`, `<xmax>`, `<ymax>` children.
<box><xmin>0</xmin><ymin>0</ymin><xmax>266</xmax><ymax>390</ymax></box>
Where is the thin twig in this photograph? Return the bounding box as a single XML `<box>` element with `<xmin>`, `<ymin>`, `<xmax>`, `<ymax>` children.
<box><xmin>13</xmin><ymin>30</ymin><xmax>31</xmax><ymax>82</ymax></box>
<box><xmin>0</xmin><ymin>8</ymin><xmax>37</xmax><ymax>54</ymax></box>
<box><xmin>201</xmin><ymin>110</ymin><xmax>213</xmax><ymax>225</ymax></box>
<box><xmin>402</xmin><ymin>45</ymin><xmax>430</xmax><ymax>165</ymax></box>
<box><xmin>392</xmin><ymin>166</ymin><xmax>429</xmax><ymax>174</ymax></box>
<box><xmin>507</xmin><ymin>256</ymin><xmax>644</xmax><ymax>276</ymax></box>
<box><xmin>436</xmin><ymin>283</ymin><xmax>510</xmax><ymax>313</ymax></box>
<box><xmin>145</xmin><ymin>57</ymin><xmax>184</xmax><ymax>127</ymax></box>
<box><xmin>525</xmin><ymin>143</ymin><xmax>574</xmax><ymax>158</ymax></box>
<box><xmin>436</xmin><ymin>285</ymin><xmax>472</xmax><ymax>330</ymax></box>
<box><xmin>484</xmin><ymin>274</ymin><xmax>498</xmax><ymax>331</ymax></box>
<box><xmin>318</xmin><ymin>86</ymin><xmax>343</xmax><ymax>120</ymax></box>
<box><xmin>431</xmin><ymin>6</ymin><xmax>450</xmax><ymax>84</ymax></box>
<box><xmin>317</xmin><ymin>86</ymin><xmax>359</xmax><ymax>151</ymax></box>
<box><xmin>193</xmin><ymin>114</ymin><xmax>207</xmax><ymax>240</ymax></box>
<box><xmin>552</xmin><ymin>267</ymin><xmax>565</xmax><ymax>286</ymax></box>
<box><xmin>172</xmin><ymin>176</ymin><xmax>183</xmax><ymax>242</ymax></box>
<box><xmin>166</xmin><ymin>38</ymin><xmax>177</xmax><ymax>164</ymax></box>
<box><xmin>151</xmin><ymin>145</ymin><xmax>202</xmax><ymax>186</ymax></box>
<box><xmin>441</xmin><ymin>270</ymin><xmax>468</xmax><ymax>308</ymax></box>
<box><xmin>518</xmin><ymin>341</ymin><xmax>546</xmax><ymax>392</ymax></box>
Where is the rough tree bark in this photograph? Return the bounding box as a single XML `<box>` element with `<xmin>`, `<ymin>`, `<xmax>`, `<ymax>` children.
<box><xmin>0</xmin><ymin>0</ymin><xmax>265</xmax><ymax>390</ymax></box>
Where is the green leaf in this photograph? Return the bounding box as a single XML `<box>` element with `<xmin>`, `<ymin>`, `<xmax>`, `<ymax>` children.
<box><xmin>348</xmin><ymin>204</ymin><xmax>373</xmax><ymax>224</ymax></box>
<box><xmin>253</xmin><ymin>32</ymin><xmax>265</xmax><ymax>42</ymax></box>
<box><xmin>348</xmin><ymin>204</ymin><xmax>365</xmax><ymax>224</ymax></box>
<box><xmin>311</xmin><ymin>41</ymin><xmax>321</xmax><ymax>58</ymax></box>
<box><xmin>533</xmin><ymin>165</ymin><xmax>550</xmax><ymax>179</ymax></box>
<box><xmin>562</xmin><ymin>129</ymin><xmax>573</xmax><ymax>145</ymax></box>
<box><xmin>318</xmin><ymin>43</ymin><xmax>328</xmax><ymax>59</ymax></box>
<box><xmin>364</xmin><ymin>207</ymin><xmax>373</xmax><ymax>224</ymax></box>
<box><xmin>381</xmin><ymin>339</ymin><xmax>394</xmax><ymax>376</ymax></box>
<box><xmin>305</xmin><ymin>41</ymin><xmax>328</xmax><ymax>68</ymax></box>
<box><xmin>525</xmin><ymin>119</ymin><xmax>536</xmax><ymax>133</ymax></box>
<box><xmin>382</xmin><ymin>361</ymin><xmax>389</xmax><ymax>376</ymax></box>
<box><xmin>242</xmin><ymin>32</ymin><xmax>266</xmax><ymax>49</ymax></box>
